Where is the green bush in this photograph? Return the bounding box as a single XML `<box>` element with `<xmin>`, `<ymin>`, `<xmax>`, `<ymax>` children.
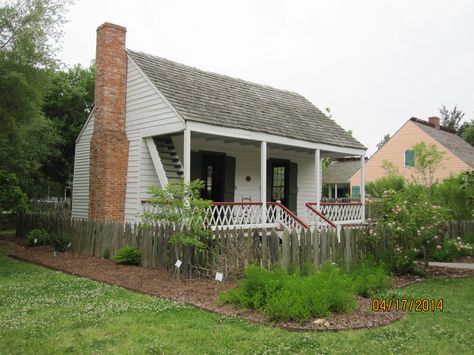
<box><xmin>113</xmin><ymin>246</ymin><xmax>141</xmax><ymax>265</ymax></box>
<box><xmin>51</xmin><ymin>233</ymin><xmax>71</xmax><ymax>252</ymax></box>
<box><xmin>350</xmin><ymin>262</ymin><xmax>392</xmax><ymax>297</ymax></box>
<box><xmin>220</xmin><ymin>263</ymin><xmax>390</xmax><ymax>322</ymax></box>
<box><xmin>27</xmin><ymin>229</ymin><xmax>50</xmax><ymax>246</ymax></box>
<box><xmin>432</xmin><ymin>238</ymin><xmax>473</xmax><ymax>262</ymax></box>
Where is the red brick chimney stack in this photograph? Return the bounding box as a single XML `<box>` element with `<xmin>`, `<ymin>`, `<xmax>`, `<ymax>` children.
<box><xmin>89</xmin><ymin>23</ymin><xmax>129</xmax><ymax>221</ymax></box>
<box><xmin>428</xmin><ymin>116</ymin><xmax>440</xmax><ymax>129</ymax></box>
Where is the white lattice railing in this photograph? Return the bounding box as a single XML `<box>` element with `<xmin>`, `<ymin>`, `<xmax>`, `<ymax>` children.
<box><xmin>306</xmin><ymin>202</ymin><xmax>363</xmax><ymax>224</ymax></box>
<box><xmin>304</xmin><ymin>203</ymin><xmax>336</xmax><ymax>229</ymax></box>
<box><xmin>141</xmin><ymin>201</ymin><xmax>308</xmax><ymax>231</ymax></box>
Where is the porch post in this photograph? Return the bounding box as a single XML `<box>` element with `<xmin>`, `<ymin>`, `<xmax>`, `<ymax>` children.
<box><xmin>315</xmin><ymin>149</ymin><xmax>321</xmax><ymax>209</ymax></box>
<box><xmin>261</xmin><ymin>141</ymin><xmax>267</xmax><ymax>226</ymax></box>
<box><xmin>335</xmin><ymin>183</ymin><xmax>338</xmax><ymax>199</ymax></box>
<box><xmin>328</xmin><ymin>184</ymin><xmax>332</xmax><ymax>199</ymax></box>
<box><xmin>360</xmin><ymin>155</ymin><xmax>366</xmax><ymax>221</ymax></box>
<box><xmin>183</xmin><ymin>128</ymin><xmax>191</xmax><ymax>183</ymax></box>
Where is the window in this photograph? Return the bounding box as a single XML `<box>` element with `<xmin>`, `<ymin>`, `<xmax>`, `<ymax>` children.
<box><xmin>405</xmin><ymin>150</ymin><xmax>415</xmax><ymax>167</ymax></box>
<box><xmin>271</xmin><ymin>166</ymin><xmax>286</xmax><ymax>201</ymax></box>
<box><xmin>351</xmin><ymin>185</ymin><xmax>360</xmax><ymax>198</ymax></box>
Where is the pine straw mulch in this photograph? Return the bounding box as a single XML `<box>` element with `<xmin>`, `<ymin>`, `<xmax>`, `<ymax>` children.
<box><xmin>1</xmin><ymin>233</ymin><xmax>473</xmax><ymax>332</ymax></box>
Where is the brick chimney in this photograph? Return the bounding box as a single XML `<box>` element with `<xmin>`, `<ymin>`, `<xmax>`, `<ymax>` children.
<box><xmin>428</xmin><ymin>116</ymin><xmax>440</xmax><ymax>129</ymax></box>
<box><xmin>89</xmin><ymin>23</ymin><xmax>129</xmax><ymax>221</ymax></box>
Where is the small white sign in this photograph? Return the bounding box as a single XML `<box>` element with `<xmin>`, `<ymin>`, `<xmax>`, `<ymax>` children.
<box><xmin>34</xmin><ymin>238</ymin><xmax>38</xmax><ymax>244</ymax></box>
<box><xmin>53</xmin><ymin>251</ymin><xmax>57</xmax><ymax>257</ymax></box>
<box><xmin>175</xmin><ymin>259</ymin><xmax>182</xmax><ymax>268</ymax></box>
<box><xmin>215</xmin><ymin>272</ymin><xmax>223</xmax><ymax>282</ymax></box>
<box><xmin>67</xmin><ymin>242</ymin><xmax>71</xmax><ymax>248</ymax></box>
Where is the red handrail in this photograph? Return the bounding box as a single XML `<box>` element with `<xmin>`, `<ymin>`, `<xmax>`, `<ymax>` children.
<box><xmin>308</xmin><ymin>201</ymin><xmax>362</xmax><ymax>206</ymax></box>
<box><xmin>304</xmin><ymin>202</ymin><xmax>337</xmax><ymax>228</ymax></box>
<box><xmin>270</xmin><ymin>202</ymin><xmax>309</xmax><ymax>229</ymax></box>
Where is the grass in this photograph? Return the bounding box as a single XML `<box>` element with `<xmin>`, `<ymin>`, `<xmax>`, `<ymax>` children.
<box><xmin>0</xmin><ymin>250</ymin><xmax>473</xmax><ymax>354</ymax></box>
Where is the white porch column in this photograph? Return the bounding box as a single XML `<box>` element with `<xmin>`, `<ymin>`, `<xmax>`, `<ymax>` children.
<box><xmin>328</xmin><ymin>184</ymin><xmax>332</xmax><ymax>199</ymax></box>
<box><xmin>261</xmin><ymin>141</ymin><xmax>267</xmax><ymax>226</ymax></box>
<box><xmin>335</xmin><ymin>183</ymin><xmax>338</xmax><ymax>199</ymax></box>
<box><xmin>315</xmin><ymin>149</ymin><xmax>321</xmax><ymax>209</ymax></box>
<box><xmin>360</xmin><ymin>155</ymin><xmax>366</xmax><ymax>221</ymax></box>
<box><xmin>183</xmin><ymin>128</ymin><xmax>191</xmax><ymax>183</ymax></box>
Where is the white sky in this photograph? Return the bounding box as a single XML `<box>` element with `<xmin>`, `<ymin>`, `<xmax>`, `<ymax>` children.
<box><xmin>60</xmin><ymin>0</ymin><xmax>474</xmax><ymax>155</ymax></box>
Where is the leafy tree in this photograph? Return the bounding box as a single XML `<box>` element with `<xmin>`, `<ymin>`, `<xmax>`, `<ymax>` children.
<box><xmin>42</xmin><ymin>64</ymin><xmax>95</xmax><ymax>195</ymax></box>
<box><xmin>366</xmin><ymin>175</ymin><xmax>405</xmax><ymax>198</ymax></box>
<box><xmin>460</xmin><ymin>120</ymin><xmax>474</xmax><ymax>146</ymax></box>
<box><xmin>376</xmin><ymin>134</ymin><xmax>390</xmax><ymax>150</ymax></box>
<box><xmin>0</xmin><ymin>0</ymin><xmax>71</xmax><ymax>197</ymax></box>
<box><xmin>0</xmin><ymin>169</ymin><xmax>28</xmax><ymax>213</ymax></box>
<box><xmin>439</xmin><ymin>105</ymin><xmax>465</xmax><ymax>132</ymax></box>
<box><xmin>411</xmin><ymin>142</ymin><xmax>444</xmax><ymax>187</ymax></box>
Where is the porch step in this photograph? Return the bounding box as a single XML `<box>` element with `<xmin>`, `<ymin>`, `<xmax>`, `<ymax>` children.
<box><xmin>153</xmin><ymin>135</ymin><xmax>184</xmax><ymax>183</ymax></box>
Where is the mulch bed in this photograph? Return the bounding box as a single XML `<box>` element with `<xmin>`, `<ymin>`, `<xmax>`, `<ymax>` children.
<box><xmin>1</xmin><ymin>233</ymin><xmax>472</xmax><ymax>332</ymax></box>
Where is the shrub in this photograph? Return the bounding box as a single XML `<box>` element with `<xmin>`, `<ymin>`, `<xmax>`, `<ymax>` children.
<box><xmin>220</xmin><ymin>264</ymin><xmax>382</xmax><ymax>322</ymax></box>
<box><xmin>51</xmin><ymin>233</ymin><xmax>71</xmax><ymax>252</ymax></box>
<box><xmin>27</xmin><ymin>229</ymin><xmax>50</xmax><ymax>246</ymax></box>
<box><xmin>113</xmin><ymin>246</ymin><xmax>141</xmax><ymax>265</ymax></box>
<box><xmin>432</xmin><ymin>238</ymin><xmax>473</xmax><ymax>262</ymax></box>
<box><xmin>350</xmin><ymin>262</ymin><xmax>392</xmax><ymax>297</ymax></box>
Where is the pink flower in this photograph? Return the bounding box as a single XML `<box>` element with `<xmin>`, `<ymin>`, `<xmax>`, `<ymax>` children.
<box><xmin>436</xmin><ymin>245</ymin><xmax>442</xmax><ymax>250</ymax></box>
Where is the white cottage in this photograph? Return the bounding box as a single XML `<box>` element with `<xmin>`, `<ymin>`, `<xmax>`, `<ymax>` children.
<box><xmin>72</xmin><ymin>22</ymin><xmax>367</xmax><ymax>230</ymax></box>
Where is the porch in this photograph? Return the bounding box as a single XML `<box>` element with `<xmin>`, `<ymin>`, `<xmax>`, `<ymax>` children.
<box><xmin>137</xmin><ymin>122</ymin><xmax>366</xmax><ymax>230</ymax></box>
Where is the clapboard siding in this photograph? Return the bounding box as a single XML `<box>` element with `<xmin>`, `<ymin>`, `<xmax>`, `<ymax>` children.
<box><xmin>71</xmin><ymin>112</ymin><xmax>94</xmax><ymax>219</ymax></box>
<box><xmin>173</xmin><ymin>135</ymin><xmax>315</xmax><ymax>217</ymax></box>
<box><xmin>124</xmin><ymin>56</ymin><xmax>184</xmax><ymax>222</ymax></box>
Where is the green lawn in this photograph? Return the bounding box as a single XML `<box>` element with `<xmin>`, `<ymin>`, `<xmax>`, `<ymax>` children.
<box><xmin>0</xmin><ymin>250</ymin><xmax>473</xmax><ymax>354</ymax></box>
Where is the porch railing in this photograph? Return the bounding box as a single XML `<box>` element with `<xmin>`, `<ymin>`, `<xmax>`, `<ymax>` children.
<box><xmin>141</xmin><ymin>201</ymin><xmax>308</xmax><ymax>231</ymax></box>
<box><xmin>304</xmin><ymin>203</ymin><xmax>336</xmax><ymax>229</ymax></box>
<box><xmin>306</xmin><ymin>201</ymin><xmax>363</xmax><ymax>225</ymax></box>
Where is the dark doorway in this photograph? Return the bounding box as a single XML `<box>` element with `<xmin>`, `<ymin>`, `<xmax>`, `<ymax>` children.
<box><xmin>201</xmin><ymin>153</ymin><xmax>226</xmax><ymax>201</ymax></box>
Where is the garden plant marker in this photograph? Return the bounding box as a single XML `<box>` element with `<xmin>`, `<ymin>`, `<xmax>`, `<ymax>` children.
<box><xmin>175</xmin><ymin>259</ymin><xmax>182</xmax><ymax>268</ymax></box>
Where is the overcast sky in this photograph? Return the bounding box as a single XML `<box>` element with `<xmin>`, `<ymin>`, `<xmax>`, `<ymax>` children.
<box><xmin>60</xmin><ymin>0</ymin><xmax>474</xmax><ymax>155</ymax></box>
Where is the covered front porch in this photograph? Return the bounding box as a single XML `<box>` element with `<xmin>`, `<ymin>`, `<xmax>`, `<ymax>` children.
<box><xmin>140</xmin><ymin>121</ymin><xmax>366</xmax><ymax>231</ymax></box>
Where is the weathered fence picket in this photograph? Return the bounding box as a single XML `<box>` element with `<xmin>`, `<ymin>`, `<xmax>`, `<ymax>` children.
<box><xmin>14</xmin><ymin>213</ymin><xmax>474</xmax><ymax>277</ymax></box>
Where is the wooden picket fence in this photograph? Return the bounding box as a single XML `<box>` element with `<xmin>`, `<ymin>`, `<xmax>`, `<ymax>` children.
<box><xmin>15</xmin><ymin>213</ymin><xmax>474</xmax><ymax>278</ymax></box>
<box><xmin>16</xmin><ymin>213</ymin><xmax>374</xmax><ymax>276</ymax></box>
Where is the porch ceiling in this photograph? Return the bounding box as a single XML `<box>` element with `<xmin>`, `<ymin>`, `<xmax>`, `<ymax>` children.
<box><xmin>190</xmin><ymin>132</ymin><xmax>358</xmax><ymax>158</ymax></box>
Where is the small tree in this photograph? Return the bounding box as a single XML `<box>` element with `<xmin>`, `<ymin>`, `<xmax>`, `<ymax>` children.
<box><xmin>142</xmin><ymin>180</ymin><xmax>212</xmax><ymax>249</ymax></box>
<box><xmin>411</xmin><ymin>142</ymin><xmax>444</xmax><ymax>187</ymax></box>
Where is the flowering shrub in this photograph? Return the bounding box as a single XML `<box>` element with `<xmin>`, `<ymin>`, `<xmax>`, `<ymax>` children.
<box><xmin>369</xmin><ymin>184</ymin><xmax>450</xmax><ymax>273</ymax></box>
<box><xmin>432</xmin><ymin>238</ymin><xmax>473</xmax><ymax>262</ymax></box>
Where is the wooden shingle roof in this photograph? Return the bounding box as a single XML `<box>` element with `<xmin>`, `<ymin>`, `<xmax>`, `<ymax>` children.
<box><xmin>127</xmin><ymin>50</ymin><xmax>365</xmax><ymax>150</ymax></box>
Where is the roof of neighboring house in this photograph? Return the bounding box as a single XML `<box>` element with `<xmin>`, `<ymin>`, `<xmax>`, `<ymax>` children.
<box><xmin>323</xmin><ymin>158</ymin><xmax>362</xmax><ymax>184</ymax></box>
<box><xmin>410</xmin><ymin>118</ymin><xmax>474</xmax><ymax>168</ymax></box>
<box><xmin>127</xmin><ymin>49</ymin><xmax>366</xmax><ymax>150</ymax></box>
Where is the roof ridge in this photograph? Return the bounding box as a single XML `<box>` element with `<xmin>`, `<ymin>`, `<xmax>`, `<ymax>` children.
<box><xmin>126</xmin><ymin>48</ymin><xmax>303</xmax><ymax>98</ymax></box>
<box><xmin>409</xmin><ymin>117</ymin><xmax>457</xmax><ymax>134</ymax></box>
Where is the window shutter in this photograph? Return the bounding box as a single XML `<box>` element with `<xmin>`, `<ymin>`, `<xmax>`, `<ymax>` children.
<box><xmin>223</xmin><ymin>156</ymin><xmax>236</xmax><ymax>202</ymax></box>
<box><xmin>266</xmin><ymin>159</ymin><xmax>272</xmax><ymax>202</ymax></box>
<box><xmin>405</xmin><ymin>150</ymin><xmax>414</xmax><ymax>167</ymax></box>
<box><xmin>288</xmin><ymin>162</ymin><xmax>298</xmax><ymax>212</ymax></box>
<box><xmin>190</xmin><ymin>151</ymin><xmax>202</xmax><ymax>181</ymax></box>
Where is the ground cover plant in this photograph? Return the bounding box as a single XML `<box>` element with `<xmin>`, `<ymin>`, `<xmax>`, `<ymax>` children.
<box><xmin>113</xmin><ymin>245</ymin><xmax>141</xmax><ymax>265</ymax></box>
<box><xmin>0</xmin><ymin>250</ymin><xmax>473</xmax><ymax>354</ymax></box>
<box><xmin>220</xmin><ymin>263</ymin><xmax>392</xmax><ymax>322</ymax></box>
